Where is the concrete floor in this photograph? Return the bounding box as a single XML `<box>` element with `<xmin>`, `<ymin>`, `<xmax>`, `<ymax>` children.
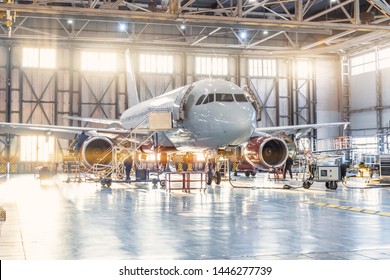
<box><xmin>1</xmin><ymin>173</ymin><xmax>390</xmax><ymax>260</ymax></box>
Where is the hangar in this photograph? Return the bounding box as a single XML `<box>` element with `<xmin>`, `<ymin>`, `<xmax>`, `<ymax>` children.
<box><xmin>1</xmin><ymin>0</ymin><xmax>390</xmax><ymax>260</ymax></box>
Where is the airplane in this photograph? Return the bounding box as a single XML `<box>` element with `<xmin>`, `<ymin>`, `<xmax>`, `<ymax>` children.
<box><xmin>0</xmin><ymin>79</ymin><xmax>348</xmax><ymax>185</ymax></box>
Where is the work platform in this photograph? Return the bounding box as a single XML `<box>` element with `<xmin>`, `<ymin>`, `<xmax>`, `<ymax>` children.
<box><xmin>164</xmin><ymin>171</ymin><xmax>206</xmax><ymax>192</ymax></box>
<box><xmin>1</xmin><ymin>173</ymin><xmax>390</xmax><ymax>260</ymax></box>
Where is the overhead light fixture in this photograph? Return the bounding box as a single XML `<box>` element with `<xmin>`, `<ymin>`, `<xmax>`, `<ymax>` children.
<box><xmin>180</xmin><ymin>25</ymin><xmax>186</xmax><ymax>30</ymax></box>
<box><xmin>119</xmin><ymin>23</ymin><xmax>128</xmax><ymax>32</ymax></box>
<box><xmin>240</xmin><ymin>31</ymin><xmax>247</xmax><ymax>40</ymax></box>
<box><xmin>263</xmin><ymin>30</ymin><xmax>269</xmax><ymax>35</ymax></box>
<box><xmin>67</xmin><ymin>19</ymin><xmax>73</xmax><ymax>25</ymax></box>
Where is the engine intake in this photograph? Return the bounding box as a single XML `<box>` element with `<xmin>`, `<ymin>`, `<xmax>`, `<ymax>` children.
<box><xmin>80</xmin><ymin>136</ymin><xmax>113</xmax><ymax>170</ymax></box>
<box><xmin>243</xmin><ymin>136</ymin><xmax>289</xmax><ymax>169</ymax></box>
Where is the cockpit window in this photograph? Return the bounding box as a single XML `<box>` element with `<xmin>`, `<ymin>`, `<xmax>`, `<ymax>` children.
<box><xmin>203</xmin><ymin>93</ymin><xmax>215</xmax><ymax>104</ymax></box>
<box><xmin>195</xmin><ymin>94</ymin><xmax>206</xmax><ymax>105</ymax></box>
<box><xmin>235</xmin><ymin>94</ymin><xmax>248</xmax><ymax>102</ymax></box>
<box><xmin>216</xmin><ymin>93</ymin><xmax>234</xmax><ymax>102</ymax></box>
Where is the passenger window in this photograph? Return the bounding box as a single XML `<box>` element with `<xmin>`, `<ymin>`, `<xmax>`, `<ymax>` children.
<box><xmin>195</xmin><ymin>95</ymin><xmax>206</xmax><ymax>105</ymax></box>
<box><xmin>203</xmin><ymin>94</ymin><xmax>215</xmax><ymax>104</ymax></box>
<box><xmin>216</xmin><ymin>93</ymin><xmax>234</xmax><ymax>102</ymax></box>
<box><xmin>235</xmin><ymin>94</ymin><xmax>248</xmax><ymax>102</ymax></box>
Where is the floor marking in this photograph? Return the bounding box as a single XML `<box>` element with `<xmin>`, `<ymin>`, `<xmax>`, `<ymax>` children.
<box><xmin>301</xmin><ymin>200</ymin><xmax>390</xmax><ymax>217</ymax></box>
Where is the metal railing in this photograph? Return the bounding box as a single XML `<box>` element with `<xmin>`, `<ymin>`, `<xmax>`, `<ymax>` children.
<box><xmin>88</xmin><ymin>108</ymin><xmax>172</xmax><ymax>179</ymax></box>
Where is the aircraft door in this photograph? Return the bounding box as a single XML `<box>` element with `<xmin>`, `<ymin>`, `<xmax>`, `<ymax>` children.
<box><xmin>172</xmin><ymin>84</ymin><xmax>194</xmax><ymax>124</ymax></box>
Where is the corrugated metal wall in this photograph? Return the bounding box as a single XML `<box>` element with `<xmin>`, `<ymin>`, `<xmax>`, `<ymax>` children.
<box><xmin>348</xmin><ymin>47</ymin><xmax>390</xmax><ymax>137</ymax></box>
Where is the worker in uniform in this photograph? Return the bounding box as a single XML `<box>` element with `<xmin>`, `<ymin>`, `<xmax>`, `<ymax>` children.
<box><xmin>283</xmin><ymin>156</ymin><xmax>294</xmax><ymax>180</ymax></box>
<box><xmin>124</xmin><ymin>155</ymin><xmax>133</xmax><ymax>181</ymax></box>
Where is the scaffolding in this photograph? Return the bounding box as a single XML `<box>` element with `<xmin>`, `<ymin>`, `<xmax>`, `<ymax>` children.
<box><xmin>88</xmin><ymin>110</ymin><xmax>171</xmax><ymax>180</ymax></box>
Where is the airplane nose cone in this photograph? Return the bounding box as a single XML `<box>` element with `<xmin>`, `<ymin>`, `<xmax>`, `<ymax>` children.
<box><xmin>219</xmin><ymin>104</ymin><xmax>256</xmax><ymax>145</ymax></box>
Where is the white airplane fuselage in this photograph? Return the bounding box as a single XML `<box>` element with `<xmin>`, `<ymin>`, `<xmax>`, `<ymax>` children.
<box><xmin>0</xmin><ymin>79</ymin><xmax>348</xmax><ymax>171</ymax></box>
<box><xmin>120</xmin><ymin>79</ymin><xmax>258</xmax><ymax>151</ymax></box>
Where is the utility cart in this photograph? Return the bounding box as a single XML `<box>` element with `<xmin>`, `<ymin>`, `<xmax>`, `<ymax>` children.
<box><xmin>302</xmin><ymin>165</ymin><xmax>342</xmax><ymax>190</ymax></box>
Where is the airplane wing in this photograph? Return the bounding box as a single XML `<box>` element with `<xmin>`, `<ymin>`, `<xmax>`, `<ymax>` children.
<box><xmin>255</xmin><ymin>122</ymin><xmax>349</xmax><ymax>137</ymax></box>
<box><xmin>62</xmin><ymin>115</ymin><xmax>121</xmax><ymax>126</ymax></box>
<box><xmin>0</xmin><ymin>122</ymin><xmax>136</xmax><ymax>140</ymax></box>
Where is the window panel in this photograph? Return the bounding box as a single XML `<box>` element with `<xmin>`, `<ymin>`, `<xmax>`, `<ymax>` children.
<box><xmin>379</xmin><ymin>47</ymin><xmax>390</xmax><ymax>70</ymax></box>
<box><xmin>235</xmin><ymin>94</ymin><xmax>248</xmax><ymax>102</ymax></box>
<box><xmin>23</xmin><ymin>48</ymin><xmax>55</xmax><ymax>69</ymax></box>
<box><xmin>248</xmin><ymin>58</ymin><xmax>276</xmax><ymax>77</ymax></box>
<box><xmin>81</xmin><ymin>51</ymin><xmax>116</xmax><ymax>72</ymax></box>
<box><xmin>139</xmin><ymin>54</ymin><xmax>173</xmax><ymax>74</ymax></box>
<box><xmin>195</xmin><ymin>95</ymin><xmax>206</xmax><ymax>105</ymax></box>
<box><xmin>296</xmin><ymin>60</ymin><xmax>310</xmax><ymax>78</ymax></box>
<box><xmin>20</xmin><ymin>136</ymin><xmax>55</xmax><ymax>162</ymax></box>
<box><xmin>351</xmin><ymin>51</ymin><xmax>375</xmax><ymax>76</ymax></box>
<box><xmin>353</xmin><ymin>136</ymin><xmax>378</xmax><ymax>155</ymax></box>
<box><xmin>100</xmin><ymin>53</ymin><xmax>117</xmax><ymax>72</ymax></box>
<box><xmin>216</xmin><ymin>93</ymin><xmax>234</xmax><ymax>102</ymax></box>
<box><xmin>195</xmin><ymin>56</ymin><xmax>228</xmax><ymax>76</ymax></box>
<box><xmin>203</xmin><ymin>94</ymin><xmax>215</xmax><ymax>104</ymax></box>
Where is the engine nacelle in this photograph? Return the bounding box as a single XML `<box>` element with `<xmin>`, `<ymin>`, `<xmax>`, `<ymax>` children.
<box><xmin>80</xmin><ymin>136</ymin><xmax>113</xmax><ymax>170</ymax></box>
<box><xmin>243</xmin><ymin>136</ymin><xmax>289</xmax><ymax>170</ymax></box>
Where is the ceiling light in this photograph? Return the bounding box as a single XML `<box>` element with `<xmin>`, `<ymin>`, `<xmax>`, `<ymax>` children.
<box><xmin>119</xmin><ymin>23</ymin><xmax>128</xmax><ymax>32</ymax></box>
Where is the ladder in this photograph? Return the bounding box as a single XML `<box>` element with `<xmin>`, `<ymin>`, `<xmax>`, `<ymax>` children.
<box><xmin>87</xmin><ymin>108</ymin><xmax>171</xmax><ymax>179</ymax></box>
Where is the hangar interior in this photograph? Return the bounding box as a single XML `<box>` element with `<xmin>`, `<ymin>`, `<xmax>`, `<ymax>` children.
<box><xmin>1</xmin><ymin>0</ymin><xmax>390</xmax><ymax>174</ymax></box>
<box><xmin>1</xmin><ymin>0</ymin><xmax>390</xmax><ymax>260</ymax></box>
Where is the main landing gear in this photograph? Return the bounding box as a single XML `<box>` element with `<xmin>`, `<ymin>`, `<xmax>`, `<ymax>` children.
<box><xmin>232</xmin><ymin>170</ymin><xmax>256</xmax><ymax>177</ymax></box>
<box><xmin>207</xmin><ymin>170</ymin><xmax>221</xmax><ymax>185</ymax></box>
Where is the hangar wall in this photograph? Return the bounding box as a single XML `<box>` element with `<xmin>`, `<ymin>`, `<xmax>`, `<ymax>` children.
<box><xmin>382</xmin><ymin>67</ymin><xmax>390</xmax><ymax>126</ymax></box>
<box><xmin>0</xmin><ymin>46</ymin><xmax>6</xmax><ymax>123</ymax></box>
<box><xmin>0</xmin><ymin>41</ymin><xmax>342</xmax><ymax>172</ymax></box>
<box><xmin>350</xmin><ymin>71</ymin><xmax>376</xmax><ymax>134</ymax></box>
<box><xmin>316</xmin><ymin>57</ymin><xmax>342</xmax><ymax>139</ymax></box>
<box><xmin>347</xmin><ymin>46</ymin><xmax>390</xmax><ymax>138</ymax></box>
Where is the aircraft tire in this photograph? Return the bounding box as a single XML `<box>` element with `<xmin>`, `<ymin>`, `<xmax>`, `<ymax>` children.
<box><xmin>329</xmin><ymin>181</ymin><xmax>338</xmax><ymax>190</ymax></box>
<box><xmin>160</xmin><ymin>180</ymin><xmax>166</xmax><ymax>188</ymax></box>
<box><xmin>251</xmin><ymin>171</ymin><xmax>256</xmax><ymax>177</ymax></box>
<box><xmin>207</xmin><ymin>171</ymin><xmax>213</xmax><ymax>185</ymax></box>
<box><xmin>215</xmin><ymin>171</ymin><xmax>222</xmax><ymax>185</ymax></box>
<box><xmin>245</xmin><ymin>171</ymin><xmax>250</xmax><ymax>177</ymax></box>
<box><xmin>325</xmin><ymin>182</ymin><xmax>330</xmax><ymax>189</ymax></box>
<box><xmin>100</xmin><ymin>178</ymin><xmax>111</xmax><ymax>188</ymax></box>
<box><xmin>302</xmin><ymin>181</ymin><xmax>311</xmax><ymax>189</ymax></box>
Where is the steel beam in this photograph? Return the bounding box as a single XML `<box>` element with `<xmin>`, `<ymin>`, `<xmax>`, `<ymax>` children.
<box><xmin>2</xmin><ymin>4</ymin><xmax>390</xmax><ymax>32</ymax></box>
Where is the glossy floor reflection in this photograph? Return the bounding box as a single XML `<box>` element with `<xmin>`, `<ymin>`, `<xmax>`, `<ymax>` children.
<box><xmin>1</xmin><ymin>173</ymin><xmax>390</xmax><ymax>260</ymax></box>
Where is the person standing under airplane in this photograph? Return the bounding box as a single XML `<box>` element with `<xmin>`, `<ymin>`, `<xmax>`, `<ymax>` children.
<box><xmin>124</xmin><ymin>155</ymin><xmax>133</xmax><ymax>181</ymax></box>
<box><xmin>283</xmin><ymin>156</ymin><xmax>294</xmax><ymax>180</ymax></box>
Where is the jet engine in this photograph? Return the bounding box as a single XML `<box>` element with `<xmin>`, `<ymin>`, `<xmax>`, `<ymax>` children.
<box><xmin>243</xmin><ymin>136</ymin><xmax>289</xmax><ymax>170</ymax></box>
<box><xmin>80</xmin><ymin>136</ymin><xmax>113</xmax><ymax>170</ymax></box>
